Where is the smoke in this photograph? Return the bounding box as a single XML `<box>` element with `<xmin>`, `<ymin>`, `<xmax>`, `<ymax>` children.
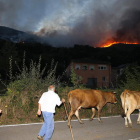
<box><xmin>0</xmin><ymin>0</ymin><xmax>140</xmax><ymax>47</ymax></box>
<box><xmin>0</xmin><ymin>0</ymin><xmax>47</xmax><ymax>31</ymax></box>
<box><xmin>114</xmin><ymin>9</ymin><xmax>140</xmax><ymax>43</ymax></box>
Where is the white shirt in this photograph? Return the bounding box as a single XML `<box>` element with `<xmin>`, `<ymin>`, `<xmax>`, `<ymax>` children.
<box><xmin>38</xmin><ymin>90</ymin><xmax>62</xmax><ymax>113</ymax></box>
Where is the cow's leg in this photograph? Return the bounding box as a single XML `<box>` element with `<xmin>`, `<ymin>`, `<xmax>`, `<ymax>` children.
<box><xmin>90</xmin><ymin>108</ymin><xmax>96</xmax><ymax>121</ymax></box>
<box><xmin>75</xmin><ymin>109</ymin><xmax>83</xmax><ymax>124</ymax></box>
<box><xmin>126</xmin><ymin>113</ymin><xmax>132</xmax><ymax>127</ymax></box>
<box><xmin>97</xmin><ymin>106</ymin><xmax>102</xmax><ymax>122</ymax></box>
<box><xmin>123</xmin><ymin>102</ymin><xmax>129</xmax><ymax>127</ymax></box>
<box><xmin>126</xmin><ymin>107</ymin><xmax>135</xmax><ymax>127</ymax></box>
<box><xmin>67</xmin><ymin>110</ymin><xmax>75</xmax><ymax>127</ymax></box>
<box><xmin>124</xmin><ymin>113</ymin><xmax>129</xmax><ymax>127</ymax></box>
<box><xmin>137</xmin><ymin>109</ymin><xmax>140</xmax><ymax>125</ymax></box>
<box><xmin>124</xmin><ymin>116</ymin><xmax>128</xmax><ymax>127</ymax></box>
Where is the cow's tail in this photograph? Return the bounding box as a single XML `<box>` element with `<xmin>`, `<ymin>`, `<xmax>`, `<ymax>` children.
<box><xmin>121</xmin><ymin>91</ymin><xmax>126</xmax><ymax>118</ymax></box>
<box><xmin>67</xmin><ymin>91</ymin><xmax>72</xmax><ymax>112</ymax></box>
<box><xmin>121</xmin><ymin>90</ymin><xmax>130</xmax><ymax>118</ymax></box>
<box><xmin>63</xmin><ymin>91</ymin><xmax>72</xmax><ymax>120</ymax></box>
<box><xmin>67</xmin><ymin>91</ymin><xmax>72</xmax><ymax>104</ymax></box>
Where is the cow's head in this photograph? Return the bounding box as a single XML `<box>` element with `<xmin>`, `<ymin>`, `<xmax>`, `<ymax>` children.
<box><xmin>110</xmin><ymin>91</ymin><xmax>117</xmax><ymax>104</ymax></box>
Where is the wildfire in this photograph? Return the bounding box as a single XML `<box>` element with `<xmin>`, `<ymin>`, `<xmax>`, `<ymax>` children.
<box><xmin>100</xmin><ymin>41</ymin><xmax>139</xmax><ymax>48</ymax></box>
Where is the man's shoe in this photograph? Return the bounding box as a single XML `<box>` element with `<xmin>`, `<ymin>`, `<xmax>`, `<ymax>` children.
<box><xmin>37</xmin><ymin>135</ymin><xmax>43</xmax><ymax>140</ymax></box>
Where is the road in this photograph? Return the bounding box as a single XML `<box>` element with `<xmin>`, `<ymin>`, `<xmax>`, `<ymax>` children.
<box><xmin>0</xmin><ymin>114</ymin><xmax>140</xmax><ymax>140</ymax></box>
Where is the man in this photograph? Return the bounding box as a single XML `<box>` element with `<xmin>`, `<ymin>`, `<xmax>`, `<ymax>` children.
<box><xmin>37</xmin><ymin>85</ymin><xmax>65</xmax><ymax>140</ymax></box>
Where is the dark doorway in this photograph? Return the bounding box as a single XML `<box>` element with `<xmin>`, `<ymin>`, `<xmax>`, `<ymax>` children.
<box><xmin>87</xmin><ymin>78</ymin><xmax>97</xmax><ymax>89</ymax></box>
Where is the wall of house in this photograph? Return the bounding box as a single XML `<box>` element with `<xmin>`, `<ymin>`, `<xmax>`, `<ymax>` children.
<box><xmin>66</xmin><ymin>62</ymin><xmax>111</xmax><ymax>88</ymax></box>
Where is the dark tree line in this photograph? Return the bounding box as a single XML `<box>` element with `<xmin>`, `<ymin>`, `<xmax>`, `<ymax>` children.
<box><xmin>0</xmin><ymin>38</ymin><xmax>140</xmax><ymax>83</ymax></box>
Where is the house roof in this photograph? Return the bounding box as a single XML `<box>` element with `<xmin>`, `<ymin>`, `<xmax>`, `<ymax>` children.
<box><xmin>71</xmin><ymin>58</ymin><xmax>111</xmax><ymax>65</ymax></box>
<box><xmin>112</xmin><ymin>64</ymin><xmax>129</xmax><ymax>69</ymax></box>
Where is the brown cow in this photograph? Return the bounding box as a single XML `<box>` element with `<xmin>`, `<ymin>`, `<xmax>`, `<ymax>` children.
<box><xmin>67</xmin><ymin>89</ymin><xmax>117</xmax><ymax>127</ymax></box>
<box><xmin>120</xmin><ymin>89</ymin><xmax>140</xmax><ymax>127</ymax></box>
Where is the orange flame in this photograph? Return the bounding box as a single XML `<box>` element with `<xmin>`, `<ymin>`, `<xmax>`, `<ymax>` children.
<box><xmin>100</xmin><ymin>41</ymin><xmax>139</xmax><ymax>48</ymax></box>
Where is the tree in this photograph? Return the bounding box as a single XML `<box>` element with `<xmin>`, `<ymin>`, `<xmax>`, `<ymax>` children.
<box><xmin>70</xmin><ymin>67</ymin><xmax>83</xmax><ymax>88</ymax></box>
<box><xmin>118</xmin><ymin>63</ymin><xmax>140</xmax><ymax>91</ymax></box>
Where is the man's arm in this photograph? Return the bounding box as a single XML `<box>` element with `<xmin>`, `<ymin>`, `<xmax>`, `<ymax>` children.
<box><xmin>37</xmin><ymin>103</ymin><xmax>41</xmax><ymax>115</ymax></box>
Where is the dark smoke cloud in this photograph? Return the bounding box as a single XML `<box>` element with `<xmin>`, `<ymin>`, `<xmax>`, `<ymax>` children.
<box><xmin>0</xmin><ymin>0</ymin><xmax>140</xmax><ymax>47</ymax></box>
<box><xmin>114</xmin><ymin>9</ymin><xmax>140</xmax><ymax>43</ymax></box>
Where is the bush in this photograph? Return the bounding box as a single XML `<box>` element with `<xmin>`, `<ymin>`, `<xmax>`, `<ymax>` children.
<box><xmin>0</xmin><ymin>55</ymin><xmax>65</xmax><ymax>124</ymax></box>
<box><xmin>118</xmin><ymin>63</ymin><xmax>140</xmax><ymax>91</ymax></box>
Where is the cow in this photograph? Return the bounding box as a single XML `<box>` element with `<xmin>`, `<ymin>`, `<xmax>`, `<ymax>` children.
<box><xmin>67</xmin><ymin>89</ymin><xmax>117</xmax><ymax>127</ymax></box>
<box><xmin>120</xmin><ymin>89</ymin><xmax>140</xmax><ymax>127</ymax></box>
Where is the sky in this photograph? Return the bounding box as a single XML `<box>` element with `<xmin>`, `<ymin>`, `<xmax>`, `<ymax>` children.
<box><xmin>0</xmin><ymin>0</ymin><xmax>140</xmax><ymax>47</ymax></box>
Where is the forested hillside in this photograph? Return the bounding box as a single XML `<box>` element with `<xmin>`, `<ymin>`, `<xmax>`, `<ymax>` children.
<box><xmin>0</xmin><ymin>38</ymin><xmax>140</xmax><ymax>82</ymax></box>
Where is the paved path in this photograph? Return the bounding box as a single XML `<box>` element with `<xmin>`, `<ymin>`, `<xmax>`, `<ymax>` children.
<box><xmin>0</xmin><ymin>114</ymin><xmax>140</xmax><ymax>140</ymax></box>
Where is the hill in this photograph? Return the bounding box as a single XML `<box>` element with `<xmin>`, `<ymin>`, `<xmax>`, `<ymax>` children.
<box><xmin>0</xmin><ymin>26</ymin><xmax>43</xmax><ymax>43</ymax></box>
<box><xmin>109</xmin><ymin>43</ymin><xmax>140</xmax><ymax>51</ymax></box>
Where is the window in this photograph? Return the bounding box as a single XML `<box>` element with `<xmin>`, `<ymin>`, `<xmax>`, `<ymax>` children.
<box><xmin>102</xmin><ymin>77</ymin><xmax>106</xmax><ymax>81</ymax></box>
<box><xmin>98</xmin><ymin>65</ymin><xmax>107</xmax><ymax>70</ymax></box>
<box><xmin>82</xmin><ymin>65</ymin><xmax>88</xmax><ymax>70</ymax></box>
<box><xmin>89</xmin><ymin>65</ymin><xmax>95</xmax><ymax>70</ymax></box>
<box><xmin>75</xmin><ymin>64</ymin><xmax>80</xmax><ymax>70</ymax></box>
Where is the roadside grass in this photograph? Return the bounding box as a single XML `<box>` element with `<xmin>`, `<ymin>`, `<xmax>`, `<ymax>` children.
<box><xmin>0</xmin><ymin>87</ymin><xmax>139</xmax><ymax>125</ymax></box>
<box><xmin>0</xmin><ymin>87</ymin><xmax>124</xmax><ymax>125</ymax></box>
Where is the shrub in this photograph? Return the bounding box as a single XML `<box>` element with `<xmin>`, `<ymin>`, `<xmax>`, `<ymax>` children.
<box><xmin>118</xmin><ymin>63</ymin><xmax>140</xmax><ymax>91</ymax></box>
<box><xmin>0</xmin><ymin>54</ymin><xmax>65</xmax><ymax>124</ymax></box>
<box><xmin>69</xmin><ymin>66</ymin><xmax>84</xmax><ymax>89</ymax></box>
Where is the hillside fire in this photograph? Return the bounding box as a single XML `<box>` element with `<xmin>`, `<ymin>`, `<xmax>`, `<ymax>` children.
<box><xmin>100</xmin><ymin>41</ymin><xmax>139</xmax><ymax>48</ymax></box>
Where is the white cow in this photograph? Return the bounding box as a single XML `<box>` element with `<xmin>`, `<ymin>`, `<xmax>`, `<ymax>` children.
<box><xmin>120</xmin><ymin>89</ymin><xmax>140</xmax><ymax>127</ymax></box>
